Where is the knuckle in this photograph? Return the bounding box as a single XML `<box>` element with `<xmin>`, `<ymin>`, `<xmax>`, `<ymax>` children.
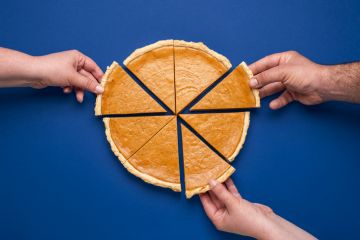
<box><xmin>85</xmin><ymin>78</ymin><xmax>94</xmax><ymax>90</ymax></box>
<box><xmin>287</xmin><ymin>50</ymin><xmax>299</xmax><ymax>56</ymax></box>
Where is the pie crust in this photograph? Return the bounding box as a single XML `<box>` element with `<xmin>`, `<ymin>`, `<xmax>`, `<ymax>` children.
<box><xmin>124</xmin><ymin>40</ymin><xmax>176</xmax><ymax>112</ymax></box>
<box><xmin>94</xmin><ymin>62</ymin><xmax>165</xmax><ymax>115</ymax></box>
<box><xmin>181</xmin><ymin>123</ymin><xmax>235</xmax><ymax>198</ymax></box>
<box><xmin>191</xmin><ymin>62</ymin><xmax>260</xmax><ymax>111</ymax></box>
<box><xmin>180</xmin><ymin>112</ymin><xmax>250</xmax><ymax>161</ymax></box>
<box><xmin>174</xmin><ymin>40</ymin><xmax>232</xmax><ymax>113</ymax></box>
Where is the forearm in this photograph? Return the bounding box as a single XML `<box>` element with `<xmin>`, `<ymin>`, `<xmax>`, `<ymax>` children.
<box><xmin>261</xmin><ymin>213</ymin><xmax>317</xmax><ymax>240</ymax></box>
<box><xmin>319</xmin><ymin>62</ymin><xmax>360</xmax><ymax>103</ymax></box>
<box><xmin>0</xmin><ymin>48</ymin><xmax>41</xmax><ymax>88</ymax></box>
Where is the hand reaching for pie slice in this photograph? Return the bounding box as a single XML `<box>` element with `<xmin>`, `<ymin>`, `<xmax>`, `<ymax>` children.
<box><xmin>0</xmin><ymin>48</ymin><xmax>104</xmax><ymax>103</ymax></box>
<box><xmin>200</xmin><ymin>179</ymin><xmax>317</xmax><ymax>239</ymax></box>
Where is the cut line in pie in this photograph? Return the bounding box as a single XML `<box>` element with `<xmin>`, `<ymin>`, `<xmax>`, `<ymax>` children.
<box><xmin>192</xmin><ymin>62</ymin><xmax>260</xmax><ymax>111</ymax></box>
<box><xmin>96</xmin><ymin>40</ymin><xmax>260</xmax><ymax>198</ymax></box>
<box><xmin>180</xmin><ymin>112</ymin><xmax>250</xmax><ymax>161</ymax></box>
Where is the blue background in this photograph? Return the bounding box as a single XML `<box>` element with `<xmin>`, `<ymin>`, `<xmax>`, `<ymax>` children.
<box><xmin>1</xmin><ymin>0</ymin><xmax>360</xmax><ymax>239</ymax></box>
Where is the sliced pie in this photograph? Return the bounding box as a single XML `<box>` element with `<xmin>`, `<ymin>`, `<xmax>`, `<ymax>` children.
<box><xmin>192</xmin><ymin>62</ymin><xmax>260</xmax><ymax>111</ymax></box>
<box><xmin>181</xmin><ymin>124</ymin><xmax>235</xmax><ymax>198</ymax></box>
<box><xmin>174</xmin><ymin>40</ymin><xmax>232</xmax><ymax>113</ymax></box>
<box><xmin>103</xmin><ymin>116</ymin><xmax>173</xmax><ymax>159</ymax></box>
<box><xmin>95</xmin><ymin>62</ymin><xmax>166</xmax><ymax>115</ymax></box>
<box><xmin>126</xmin><ymin>117</ymin><xmax>181</xmax><ymax>191</ymax></box>
<box><xmin>124</xmin><ymin>40</ymin><xmax>176</xmax><ymax>113</ymax></box>
<box><xmin>180</xmin><ymin>112</ymin><xmax>249</xmax><ymax>161</ymax></box>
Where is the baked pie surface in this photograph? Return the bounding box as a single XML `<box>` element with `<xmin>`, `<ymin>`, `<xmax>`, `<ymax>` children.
<box><xmin>174</xmin><ymin>40</ymin><xmax>232</xmax><ymax>113</ymax></box>
<box><xmin>180</xmin><ymin>112</ymin><xmax>249</xmax><ymax>161</ymax></box>
<box><xmin>95</xmin><ymin>62</ymin><xmax>166</xmax><ymax>115</ymax></box>
<box><xmin>192</xmin><ymin>62</ymin><xmax>260</xmax><ymax>110</ymax></box>
<box><xmin>181</xmin><ymin>124</ymin><xmax>235</xmax><ymax>198</ymax></box>
<box><xmin>124</xmin><ymin>40</ymin><xmax>176</xmax><ymax>113</ymax></box>
<box><xmin>96</xmin><ymin>40</ymin><xmax>259</xmax><ymax>198</ymax></box>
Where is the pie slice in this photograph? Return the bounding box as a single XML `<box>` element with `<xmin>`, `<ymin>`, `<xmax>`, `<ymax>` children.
<box><xmin>174</xmin><ymin>40</ymin><xmax>232</xmax><ymax>113</ymax></box>
<box><xmin>124</xmin><ymin>40</ymin><xmax>176</xmax><ymax>113</ymax></box>
<box><xmin>191</xmin><ymin>62</ymin><xmax>260</xmax><ymax>111</ymax></box>
<box><xmin>180</xmin><ymin>112</ymin><xmax>249</xmax><ymax>161</ymax></box>
<box><xmin>126</xmin><ymin>117</ymin><xmax>181</xmax><ymax>191</ymax></box>
<box><xmin>181</xmin><ymin>124</ymin><xmax>235</xmax><ymax>198</ymax></box>
<box><xmin>94</xmin><ymin>62</ymin><xmax>166</xmax><ymax>115</ymax></box>
<box><xmin>103</xmin><ymin>116</ymin><xmax>173</xmax><ymax>159</ymax></box>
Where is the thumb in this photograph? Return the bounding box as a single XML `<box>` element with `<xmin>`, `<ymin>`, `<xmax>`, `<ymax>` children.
<box><xmin>70</xmin><ymin>72</ymin><xmax>103</xmax><ymax>94</ymax></box>
<box><xmin>209</xmin><ymin>180</ymin><xmax>237</xmax><ymax>209</ymax></box>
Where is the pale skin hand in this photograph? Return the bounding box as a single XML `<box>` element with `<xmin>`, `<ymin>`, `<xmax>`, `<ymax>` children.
<box><xmin>248</xmin><ymin>51</ymin><xmax>360</xmax><ymax>109</ymax></box>
<box><xmin>200</xmin><ymin>179</ymin><xmax>317</xmax><ymax>240</ymax></box>
<box><xmin>0</xmin><ymin>48</ymin><xmax>104</xmax><ymax>102</ymax></box>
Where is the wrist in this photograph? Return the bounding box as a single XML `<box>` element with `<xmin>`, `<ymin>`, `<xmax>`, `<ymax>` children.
<box><xmin>317</xmin><ymin>63</ymin><xmax>360</xmax><ymax>103</ymax></box>
<box><xmin>27</xmin><ymin>56</ymin><xmax>49</xmax><ymax>89</ymax></box>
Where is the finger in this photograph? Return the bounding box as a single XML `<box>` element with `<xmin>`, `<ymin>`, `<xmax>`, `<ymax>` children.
<box><xmin>250</xmin><ymin>65</ymin><xmax>288</xmax><ymax>89</ymax></box>
<box><xmin>224</xmin><ymin>179</ymin><xmax>242</xmax><ymax>199</ymax></box>
<box><xmin>63</xmin><ymin>86</ymin><xmax>73</xmax><ymax>94</ymax></box>
<box><xmin>209</xmin><ymin>191</ymin><xmax>225</xmax><ymax>209</ymax></box>
<box><xmin>75</xmin><ymin>88</ymin><xmax>84</xmax><ymax>103</ymax></box>
<box><xmin>70</xmin><ymin>72</ymin><xmax>103</xmax><ymax>94</ymax></box>
<box><xmin>79</xmin><ymin>69</ymin><xmax>98</xmax><ymax>85</ymax></box>
<box><xmin>249</xmin><ymin>52</ymin><xmax>285</xmax><ymax>75</ymax></box>
<box><xmin>209</xmin><ymin>180</ymin><xmax>237</xmax><ymax>209</ymax></box>
<box><xmin>199</xmin><ymin>193</ymin><xmax>218</xmax><ymax>219</ymax></box>
<box><xmin>259</xmin><ymin>82</ymin><xmax>285</xmax><ymax>98</ymax></box>
<box><xmin>81</xmin><ymin>54</ymin><xmax>104</xmax><ymax>81</ymax></box>
<box><xmin>270</xmin><ymin>90</ymin><xmax>294</xmax><ymax>110</ymax></box>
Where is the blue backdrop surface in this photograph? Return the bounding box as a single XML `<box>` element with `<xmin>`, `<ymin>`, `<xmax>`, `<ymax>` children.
<box><xmin>1</xmin><ymin>0</ymin><xmax>360</xmax><ymax>239</ymax></box>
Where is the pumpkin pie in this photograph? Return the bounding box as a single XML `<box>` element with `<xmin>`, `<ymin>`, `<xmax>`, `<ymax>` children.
<box><xmin>95</xmin><ymin>62</ymin><xmax>166</xmax><ymax>115</ymax></box>
<box><xmin>192</xmin><ymin>62</ymin><xmax>260</xmax><ymax>111</ymax></box>
<box><xmin>127</xmin><ymin>117</ymin><xmax>181</xmax><ymax>191</ymax></box>
<box><xmin>97</xmin><ymin>40</ymin><xmax>259</xmax><ymax>198</ymax></box>
<box><xmin>180</xmin><ymin>112</ymin><xmax>249</xmax><ymax>161</ymax></box>
<box><xmin>181</xmin><ymin>123</ymin><xmax>235</xmax><ymax>198</ymax></box>
<box><xmin>124</xmin><ymin>40</ymin><xmax>176</xmax><ymax>113</ymax></box>
<box><xmin>174</xmin><ymin>40</ymin><xmax>232</xmax><ymax>113</ymax></box>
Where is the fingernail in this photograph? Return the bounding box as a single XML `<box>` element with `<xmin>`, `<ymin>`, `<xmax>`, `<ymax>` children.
<box><xmin>209</xmin><ymin>179</ymin><xmax>218</xmax><ymax>189</ymax></box>
<box><xmin>249</xmin><ymin>78</ymin><xmax>259</xmax><ymax>87</ymax></box>
<box><xmin>95</xmin><ymin>85</ymin><xmax>104</xmax><ymax>94</ymax></box>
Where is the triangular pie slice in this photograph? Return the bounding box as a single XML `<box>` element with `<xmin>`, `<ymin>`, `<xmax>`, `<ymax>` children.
<box><xmin>103</xmin><ymin>116</ymin><xmax>173</xmax><ymax>159</ymax></box>
<box><xmin>180</xmin><ymin>112</ymin><xmax>249</xmax><ymax>161</ymax></box>
<box><xmin>124</xmin><ymin>40</ymin><xmax>176</xmax><ymax>113</ymax></box>
<box><xmin>126</xmin><ymin>117</ymin><xmax>181</xmax><ymax>192</ymax></box>
<box><xmin>191</xmin><ymin>62</ymin><xmax>260</xmax><ymax>111</ymax></box>
<box><xmin>174</xmin><ymin>40</ymin><xmax>232</xmax><ymax>113</ymax></box>
<box><xmin>181</xmin><ymin>124</ymin><xmax>235</xmax><ymax>198</ymax></box>
<box><xmin>95</xmin><ymin>62</ymin><xmax>166</xmax><ymax>115</ymax></box>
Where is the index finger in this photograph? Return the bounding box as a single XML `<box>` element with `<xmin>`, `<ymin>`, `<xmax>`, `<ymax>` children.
<box><xmin>199</xmin><ymin>193</ymin><xmax>218</xmax><ymax>219</ymax></box>
<box><xmin>249</xmin><ymin>52</ymin><xmax>284</xmax><ymax>75</ymax></box>
<box><xmin>83</xmin><ymin>55</ymin><xmax>104</xmax><ymax>81</ymax></box>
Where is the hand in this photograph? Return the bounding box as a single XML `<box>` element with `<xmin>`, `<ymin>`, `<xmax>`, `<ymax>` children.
<box><xmin>33</xmin><ymin>50</ymin><xmax>104</xmax><ymax>102</ymax></box>
<box><xmin>249</xmin><ymin>51</ymin><xmax>328</xmax><ymax>110</ymax></box>
<box><xmin>200</xmin><ymin>179</ymin><xmax>316</xmax><ymax>239</ymax></box>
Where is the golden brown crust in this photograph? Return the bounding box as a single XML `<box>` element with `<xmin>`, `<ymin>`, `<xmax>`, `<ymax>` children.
<box><xmin>123</xmin><ymin>40</ymin><xmax>174</xmax><ymax>65</ymax></box>
<box><xmin>173</xmin><ymin>40</ymin><xmax>232</xmax><ymax>69</ymax></box>
<box><xmin>228</xmin><ymin>111</ymin><xmax>250</xmax><ymax>161</ymax></box>
<box><xmin>104</xmin><ymin>117</ymin><xmax>181</xmax><ymax>192</ymax></box>
<box><xmin>94</xmin><ymin>61</ymin><xmax>119</xmax><ymax>116</ymax></box>
<box><xmin>240</xmin><ymin>62</ymin><xmax>260</xmax><ymax>107</ymax></box>
<box><xmin>186</xmin><ymin>167</ymin><xmax>235</xmax><ymax>198</ymax></box>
